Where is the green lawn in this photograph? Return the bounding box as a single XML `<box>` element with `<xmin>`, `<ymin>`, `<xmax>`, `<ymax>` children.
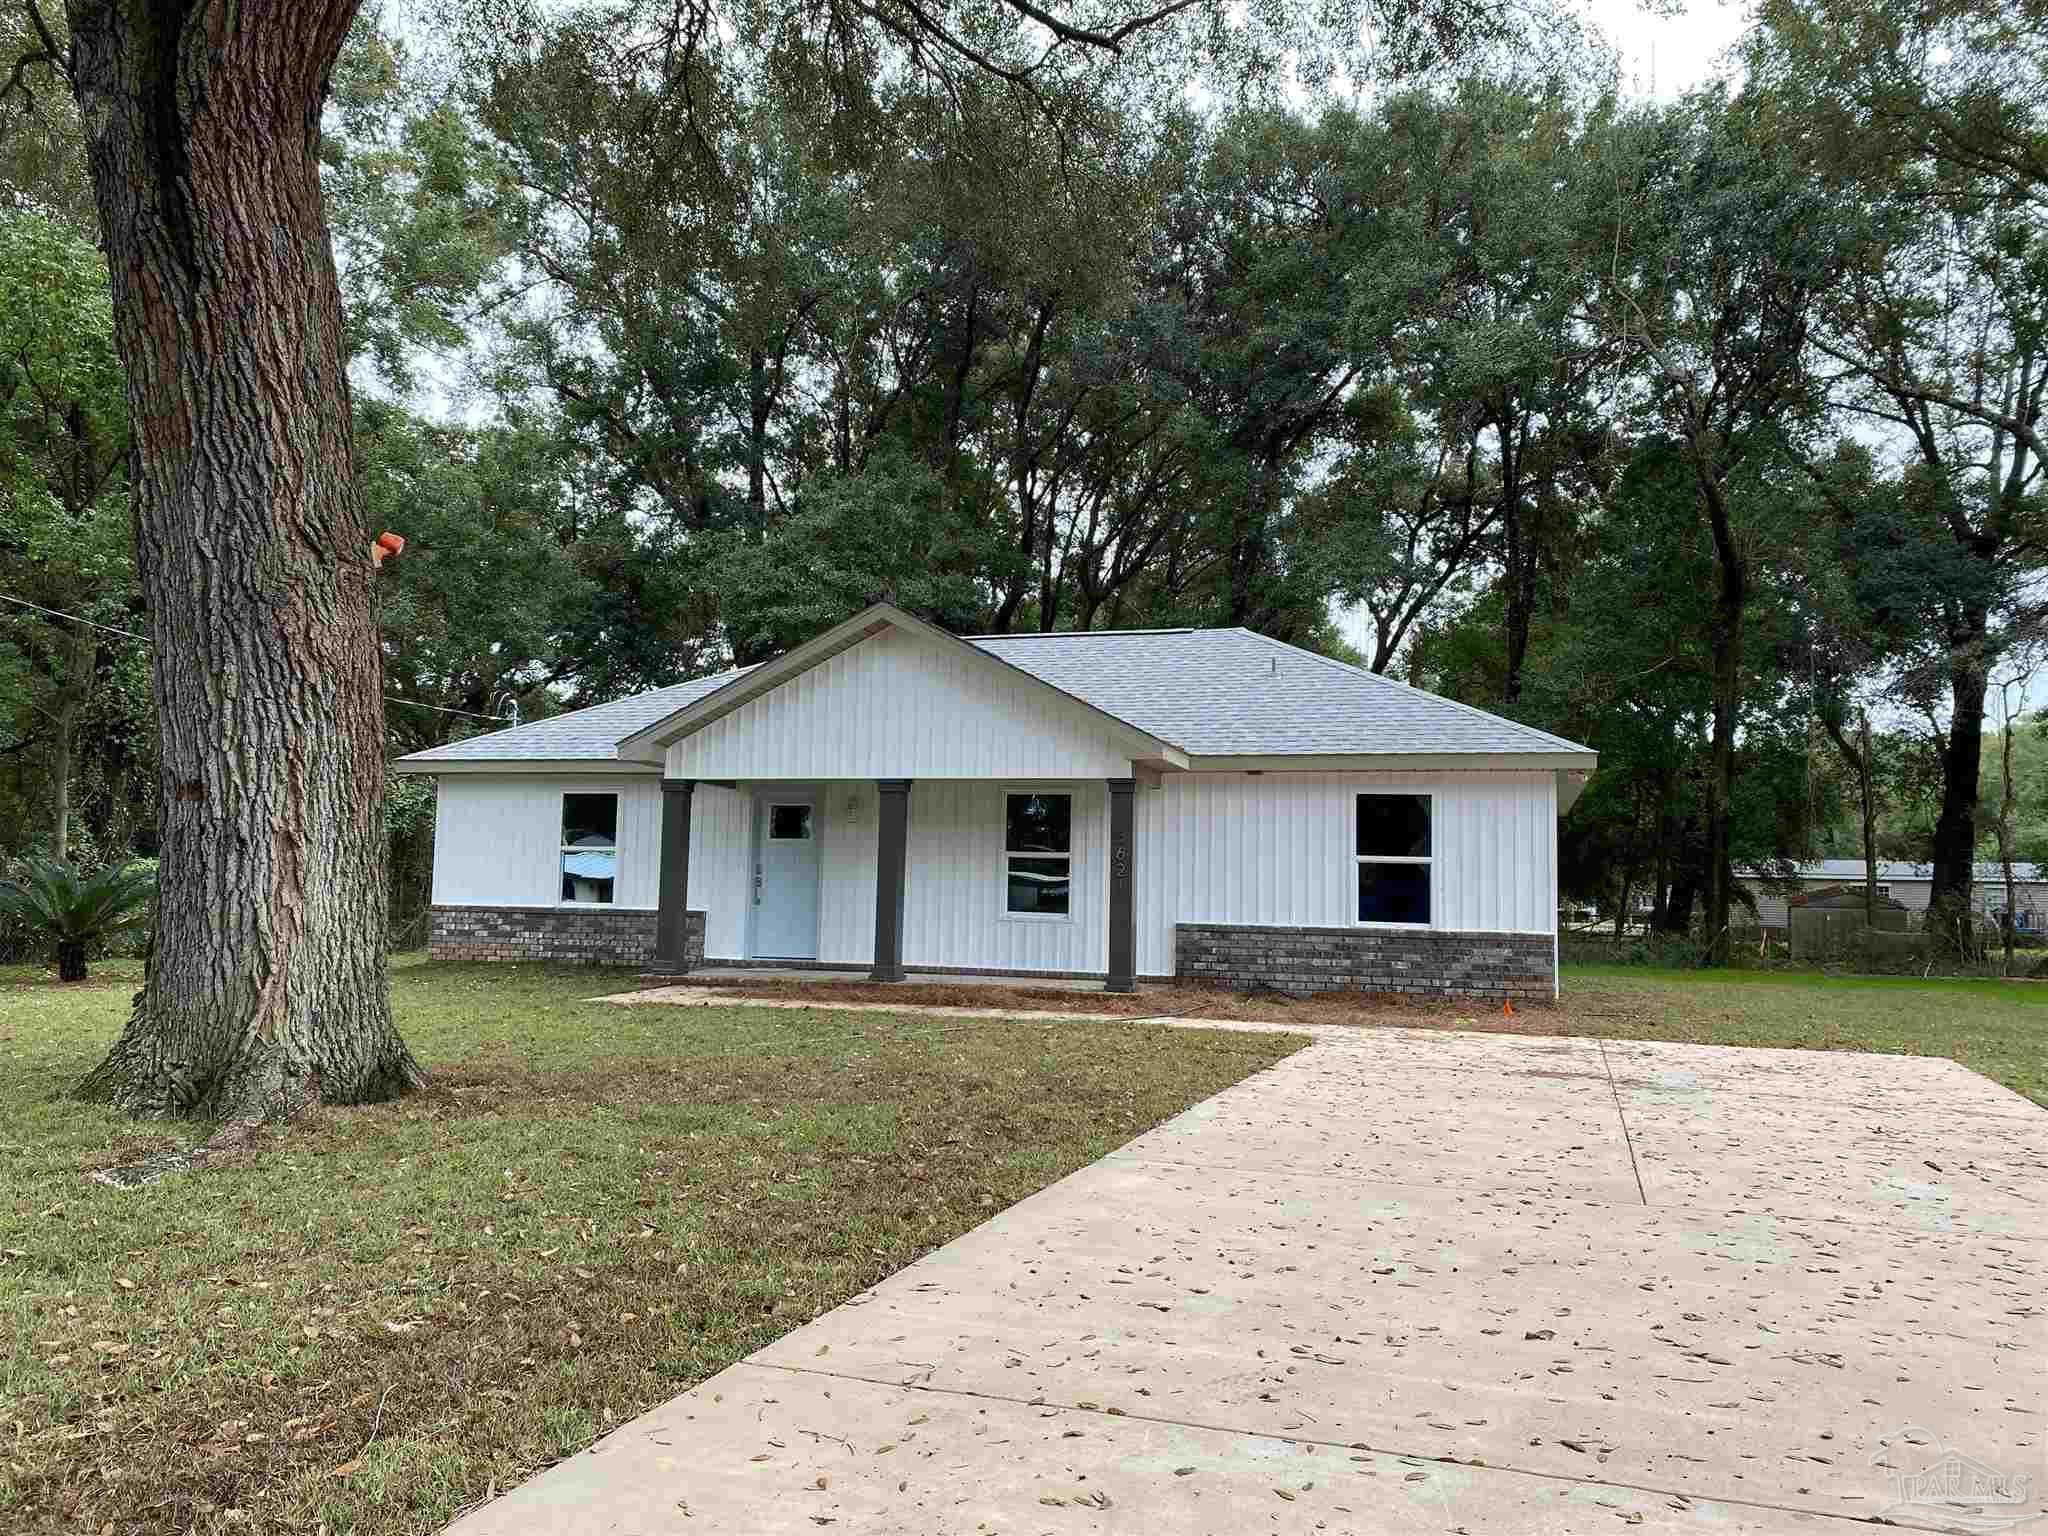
<box><xmin>1560</xmin><ymin>964</ymin><xmax>2048</xmax><ymax>1105</ymax></box>
<box><xmin>0</xmin><ymin>960</ymin><xmax>1301</xmax><ymax>1536</ymax></box>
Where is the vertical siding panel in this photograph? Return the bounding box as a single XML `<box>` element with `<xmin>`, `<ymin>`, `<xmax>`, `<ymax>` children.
<box><xmin>1226</xmin><ymin>778</ymin><xmax>1242</xmax><ymax>923</ymax></box>
<box><xmin>1473</xmin><ymin>781</ymin><xmax>1492</xmax><ymax>931</ymax></box>
<box><xmin>1523</xmin><ymin>774</ymin><xmax>1540</xmax><ymax>933</ymax></box>
<box><xmin>1506</xmin><ymin>779</ymin><xmax>1522</xmax><ymax>930</ymax></box>
<box><xmin>692</xmin><ymin>783</ymin><xmax>750</xmax><ymax>959</ymax></box>
<box><xmin>1515</xmin><ymin>776</ymin><xmax>1533</xmax><ymax>931</ymax></box>
<box><xmin>1471</xmin><ymin>779</ymin><xmax>1485</xmax><ymax>931</ymax></box>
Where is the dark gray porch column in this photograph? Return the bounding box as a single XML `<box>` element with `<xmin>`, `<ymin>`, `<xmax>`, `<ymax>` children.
<box><xmin>871</xmin><ymin>779</ymin><xmax>912</xmax><ymax>982</ymax></box>
<box><xmin>1106</xmin><ymin>777</ymin><xmax>1137</xmax><ymax>993</ymax></box>
<box><xmin>654</xmin><ymin>777</ymin><xmax>695</xmax><ymax>973</ymax></box>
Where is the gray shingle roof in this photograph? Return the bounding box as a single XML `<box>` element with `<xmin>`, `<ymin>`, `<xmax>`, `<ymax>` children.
<box><xmin>396</xmin><ymin>667</ymin><xmax>756</xmax><ymax>764</ymax></box>
<box><xmin>394</xmin><ymin>626</ymin><xmax>1590</xmax><ymax>767</ymax></box>
<box><xmin>975</xmin><ymin>628</ymin><xmax>1589</xmax><ymax>758</ymax></box>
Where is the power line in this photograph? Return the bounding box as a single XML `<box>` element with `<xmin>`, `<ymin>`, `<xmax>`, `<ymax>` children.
<box><xmin>0</xmin><ymin>591</ymin><xmax>513</xmax><ymax>725</ymax></box>
<box><xmin>0</xmin><ymin>592</ymin><xmax>147</xmax><ymax>641</ymax></box>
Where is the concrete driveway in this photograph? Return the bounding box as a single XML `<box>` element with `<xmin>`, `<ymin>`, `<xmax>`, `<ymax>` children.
<box><xmin>446</xmin><ymin>1020</ymin><xmax>2046</xmax><ymax>1535</ymax></box>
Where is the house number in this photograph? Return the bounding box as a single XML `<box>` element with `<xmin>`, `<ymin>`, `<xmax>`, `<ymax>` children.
<box><xmin>1112</xmin><ymin>839</ymin><xmax>1129</xmax><ymax>880</ymax></box>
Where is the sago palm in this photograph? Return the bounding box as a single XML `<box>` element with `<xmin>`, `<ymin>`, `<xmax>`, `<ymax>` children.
<box><xmin>0</xmin><ymin>857</ymin><xmax>156</xmax><ymax>982</ymax></box>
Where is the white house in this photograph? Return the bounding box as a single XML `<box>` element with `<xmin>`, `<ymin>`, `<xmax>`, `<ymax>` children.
<box><xmin>394</xmin><ymin>604</ymin><xmax>1596</xmax><ymax>1000</ymax></box>
<box><xmin>1741</xmin><ymin>859</ymin><xmax>2048</xmax><ymax>930</ymax></box>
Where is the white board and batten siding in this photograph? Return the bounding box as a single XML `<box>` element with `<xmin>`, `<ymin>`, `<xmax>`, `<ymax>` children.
<box><xmin>430</xmin><ymin>775</ymin><xmax>750</xmax><ymax>936</ymax></box>
<box><xmin>1134</xmin><ymin>771</ymin><xmax>1557</xmax><ymax>976</ymax></box>
<box><xmin>430</xmin><ymin>765</ymin><xmax>1558</xmax><ymax>977</ymax></box>
<box><xmin>665</xmin><ymin>626</ymin><xmax>1139</xmax><ymax>782</ymax></box>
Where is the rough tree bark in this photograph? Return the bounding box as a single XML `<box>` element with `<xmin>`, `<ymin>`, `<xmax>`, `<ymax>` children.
<box><xmin>1928</xmin><ymin>602</ymin><xmax>1990</xmax><ymax>939</ymax></box>
<box><xmin>64</xmin><ymin>0</ymin><xmax>425</xmax><ymax>1137</ymax></box>
<box><xmin>1693</xmin><ymin>457</ymin><xmax>1745</xmax><ymax>969</ymax></box>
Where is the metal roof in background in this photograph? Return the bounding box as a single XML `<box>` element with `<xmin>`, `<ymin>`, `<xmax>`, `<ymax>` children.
<box><xmin>1756</xmin><ymin>858</ymin><xmax>2048</xmax><ymax>884</ymax></box>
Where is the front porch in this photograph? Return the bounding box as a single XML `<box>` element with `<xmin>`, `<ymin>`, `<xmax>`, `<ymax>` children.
<box><xmin>648</xmin><ymin>775</ymin><xmax>1142</xmax><ymax>993</ymax></box>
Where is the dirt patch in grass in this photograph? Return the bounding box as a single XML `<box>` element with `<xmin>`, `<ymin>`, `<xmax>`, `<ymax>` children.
<box><xmin>0</xmin><ymin>970</ymin><xmax>1298</xmax><ymax>1536</ymax></box>
<box><xmin>664</xmin><ymin>975</ymin><xmax>1561</xmax><ymax>1030</ymax></box>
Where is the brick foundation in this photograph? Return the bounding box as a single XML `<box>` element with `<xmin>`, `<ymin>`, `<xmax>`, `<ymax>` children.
<box><xmin>428</xmin><ymin>905</ymin><xmax>704</xmax><ymax>968</ymax></box>
<box><xmin>1175</xmin><ymin>923</ymin><xmax>1553</xmax><ymax>1001</ymax></box>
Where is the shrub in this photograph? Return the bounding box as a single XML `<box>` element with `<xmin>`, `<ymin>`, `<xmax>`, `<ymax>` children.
<box><xmin>0</xmin><ymin>857</ymin><xmax>156</xmax><ymax>981</ymax></box>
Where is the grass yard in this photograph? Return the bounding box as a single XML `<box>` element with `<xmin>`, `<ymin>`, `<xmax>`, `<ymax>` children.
<box><xmin>1560</xmin><ymin>965</ymin><xmax>2048</xmax><ymax>1106</ymax></box>
<box><xmin>0</xmin><ymin>960</ymin><xmax>1301</xmax><ymax>1536</ymax></box>
<box><xmin>641</xmin><ymin>965</ymin><xmax>2048</xmax><ymax>1107</ymax></box>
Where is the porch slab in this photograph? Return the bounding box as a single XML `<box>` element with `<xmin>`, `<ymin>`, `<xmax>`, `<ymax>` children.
<box><xmin>444</xmin><ymin>1019</ymin><xmax>2047</xmax><ymax>1536</ymax></box>
<box><xmin>680</xmin><ymin>965</ymin><xmax>1121</xmax><ymax>991</ymax></box>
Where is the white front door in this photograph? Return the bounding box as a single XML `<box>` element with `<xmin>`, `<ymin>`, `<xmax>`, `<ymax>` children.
<box><xmin>754</xmin><ymin>798</ymin><xmax>820</xmax><ymax>959</ymax></box>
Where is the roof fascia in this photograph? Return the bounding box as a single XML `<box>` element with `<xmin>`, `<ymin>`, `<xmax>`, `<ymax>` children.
<box><xmin>1189</xmin><ymin>752</ymin><xmax>1598</xmax><ymax>774</ymax></box>
<box><xmin>390</xmin><ymin>758</ymin><xmax>659</xmax><ymax>777</ymax></box>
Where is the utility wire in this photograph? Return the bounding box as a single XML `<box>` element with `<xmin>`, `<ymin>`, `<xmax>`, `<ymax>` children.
<box><xmin>0</xmin><ymin>591</ymin><xmax>514</xmax><ymax>725</ymax></box>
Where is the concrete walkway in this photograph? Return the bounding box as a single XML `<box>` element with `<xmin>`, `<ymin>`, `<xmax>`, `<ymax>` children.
<box><xmin>447</xmin><ymin>1017</ymin><xmax>2047</xmax><ymax>1536</ymax></box>
<box><xmin>682</xmin><ymin>967</ymin><xmax>1119</xmax><ymax>992</ymax></box>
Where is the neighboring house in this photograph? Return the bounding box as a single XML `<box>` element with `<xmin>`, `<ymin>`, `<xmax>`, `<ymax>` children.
<box><xmin>1740</xmin><ymin>860</ymin><xmax>2048</xmax><ymax>929</ymax></box>
<box><xmin>394</xmin><ymin>603</ymin><xmax>1596</xmax><ymax>1000</ymax></box>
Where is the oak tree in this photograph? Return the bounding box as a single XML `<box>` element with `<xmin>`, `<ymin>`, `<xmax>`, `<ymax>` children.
<box><xmin>5</xmin><ymin>1</ymin><xmax>428</xmax><ymax>1138</ymax></box>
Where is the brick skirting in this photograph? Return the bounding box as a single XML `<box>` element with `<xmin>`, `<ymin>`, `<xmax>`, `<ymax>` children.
<box><xmin>428</xmin><ymin>905</ymin><xmax>705</xmax><ymax>967</ymax></box>
<box><xmin>1175</xmin><ymin>923</ymin><xmax>1553</xmax><ymax>1001</ymax></box>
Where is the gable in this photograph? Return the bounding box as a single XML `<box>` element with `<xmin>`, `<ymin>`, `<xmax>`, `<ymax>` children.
<box><xmin>664</xmin><ymin>626</ymin><xmax>1147</xmax><ymax>780</ymax></box>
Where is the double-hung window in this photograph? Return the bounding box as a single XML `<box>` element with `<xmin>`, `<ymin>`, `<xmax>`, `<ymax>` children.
<box><xmin>561</xmin><ymin>792</ymin><xmax>619</xmax><ymax>904</ymax></box>
<box><xmin>1356</xmin><ymin>793</ymin><xmax>1430</xmax><ymax>925</ymax></box>
<box><xmin>1005</xmin><ymin>792</ymin><xmax>1071</xmax><ymax>916</ymax></box>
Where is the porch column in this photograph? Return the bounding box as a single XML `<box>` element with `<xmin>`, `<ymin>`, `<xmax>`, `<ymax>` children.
<box><xmin>871</xmin><ymin>779</ymin><xmax>913</xmax><ymax>982</ymax></box>
<box><xmin>654</xmin><ymin>777</ymin><xmax>695</xmax><ymax>973</ymax></box>
<box><xmin>1106</xmin><ymin>777</ymin><xmax>1137</xmax><ymax>993</ymax></box>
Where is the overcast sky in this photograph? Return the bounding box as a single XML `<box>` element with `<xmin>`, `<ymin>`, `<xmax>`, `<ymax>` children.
<box><xmin>1573</xmin><ymin>0</ymin><xmax>1753</xmax><ymax>97</ymax></box>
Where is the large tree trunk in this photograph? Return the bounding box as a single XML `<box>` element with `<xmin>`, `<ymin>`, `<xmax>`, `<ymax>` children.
<box><xmin>1697</xmin><ymin>470</ymin><xmax>1746</xmax><ymax>969</ymax></box>
<box><xmin>49</xmin><ymin>690</ymin><xmax>76</xmax><ymax>864</ymax></box>
<box><xmin>1999</xmin><ymin>708</ymin><xmax>2018</xmax><ymax>975</ymax></box>
<box><xmin>1858</xmin><ymin>722</ymin><xmax>1879</xmax><ymax>930</ymax></box>
<box><xmin>67</xmin><ymin>0</ymin><xmax>425</xmax><ymax>1129</ymax></box>
<box><xmin>1496</xmin><ymin>410</ymin><xmax>1533</xmax><ymax>705</ymax></box>
<box><xmin>1929</xmin><ymin>605</ymin><xmax>1989</xmax><ymax>940</ymax></box>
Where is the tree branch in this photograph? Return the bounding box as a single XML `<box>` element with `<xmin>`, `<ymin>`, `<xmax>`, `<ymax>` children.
<box><xmin>996</xmin><ymin>0</ymin><xmax>1205</xmax><ymax>51</ymax></box>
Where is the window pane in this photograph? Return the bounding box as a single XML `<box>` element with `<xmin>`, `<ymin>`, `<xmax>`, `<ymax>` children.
<box><xmin>1007</xmin><ymin>856</ymin><xmax>1071</xmax><ymax>915</ymax></box>
<box><xmin>562</xmin><ymin>848</ymin><xmax>616</xmax><ymax>904</ymax></box>
<box><xmin>1006</xmin><ymin>793</ymin><xmax>1071</xmax><ymax>853</ymax></box>
<box><xmin>1356</xmin><ymin>794</ymin><xmax>1430</xmax><ymax>858</ymax></box>
<box><xmin>768</xmin><ymin>804</ymin><xmax>812</xmax><ymax>840</ymax></box>
<box><xmin>563</xmin><ymin>792</ymin><xmax>618</xmax><ymax>847</ymax></box>
<box><xmin>1358</xmin><ymin>862</ymin><xmax>1430</xmax><ymax>924</ymax></box>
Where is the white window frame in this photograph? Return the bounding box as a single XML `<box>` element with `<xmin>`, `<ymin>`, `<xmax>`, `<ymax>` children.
<box><xmin>1000</xmin><ymin>787</ymin><xmax>1075</xmax><ymax>925</ymax></box>
<box><xmin>1872</xmin><ymin>883</ymin><xmax>1891</xmax><ymax>899</ymax></box>
<box><xmin>1354</xmin><ymin>792</ymin><xmax>1433</xmax><ymax>929</ymax></box>
<box><xmin>558</xmin><ymin>787</ymin><xmax>622</xmax><ymax>908</ymax></box>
